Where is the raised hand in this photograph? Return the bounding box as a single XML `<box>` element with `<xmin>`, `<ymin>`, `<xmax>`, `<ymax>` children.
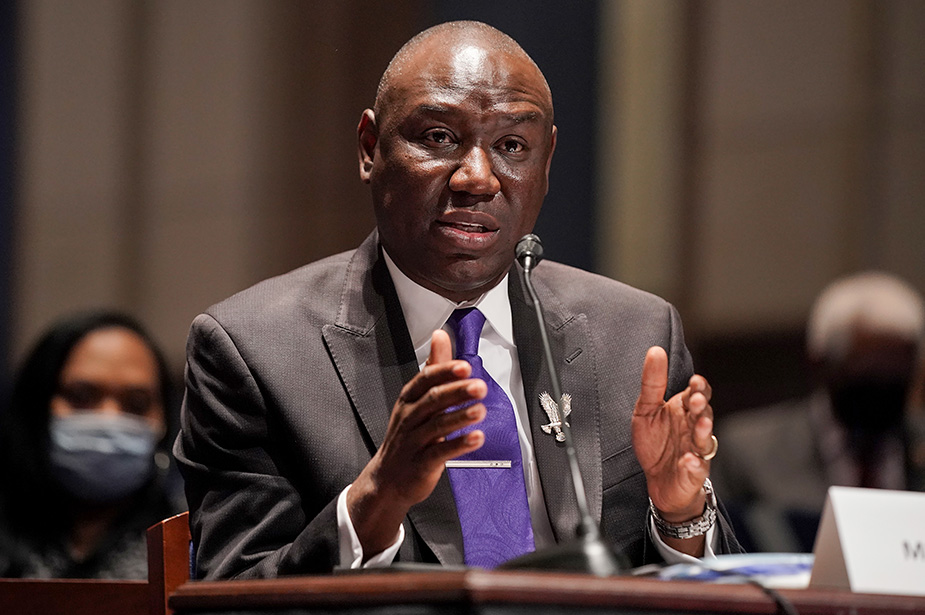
<box><xmin>347</xmin><ymin>329</ymin><xmax>486</xmax><ymax>558</ymax></box>
<box><xmin>631</xmin><ymin>346</ymin><xmax>714</xmax><ymax>525</ymax></box>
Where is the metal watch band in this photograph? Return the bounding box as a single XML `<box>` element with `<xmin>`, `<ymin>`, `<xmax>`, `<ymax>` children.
<box><xmin>649</xmin><ymin>478</ymin><xmax>717</xmax><ymax>540</ymax></box>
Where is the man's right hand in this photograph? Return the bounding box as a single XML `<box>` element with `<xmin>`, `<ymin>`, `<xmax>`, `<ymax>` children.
<box><xmin>346</xmin><ymin>329</ymin><xmax>487</xmax><ymax>559</ymax></box>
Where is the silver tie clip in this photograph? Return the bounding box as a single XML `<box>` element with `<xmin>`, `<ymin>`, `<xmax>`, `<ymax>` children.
<box><xmin>445</xmin><ymin>460</ymin><xmax>512</xmax><ymax>469</ymax></box>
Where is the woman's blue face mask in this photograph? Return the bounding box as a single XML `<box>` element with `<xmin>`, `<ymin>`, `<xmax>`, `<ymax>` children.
<box><xmin>49</xmin><ymin>412</ymin><xmax>159</xmax><ymax>503</ymax></box>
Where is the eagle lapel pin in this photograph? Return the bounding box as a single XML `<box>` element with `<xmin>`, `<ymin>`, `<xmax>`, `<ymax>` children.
<box><xmin>539</xmin><ymin>391</ymin><xmax>571</xmax><ymax>442</ymax></box>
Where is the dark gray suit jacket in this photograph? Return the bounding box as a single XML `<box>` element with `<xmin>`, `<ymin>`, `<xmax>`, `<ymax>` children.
<box><xmin>175</xmin><ymin>231</ymin><xmax>741</xmax><ymax>579</ymax></box>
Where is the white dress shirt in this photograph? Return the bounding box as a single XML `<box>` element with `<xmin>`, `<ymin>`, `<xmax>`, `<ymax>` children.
<box><xmin>337</xmin><ymin>250</ymin><xmax>716</xmax><ymax>568</ymax></box>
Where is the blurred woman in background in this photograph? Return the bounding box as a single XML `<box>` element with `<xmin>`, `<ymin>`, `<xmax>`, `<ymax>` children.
<box><xmin>0</xmin><ymin>311</ymin><xmax>183</xmax><ymax>578</ymax></box>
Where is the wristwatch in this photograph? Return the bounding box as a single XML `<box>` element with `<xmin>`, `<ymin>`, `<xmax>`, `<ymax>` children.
<box><xmin>649</xmin><ymin>478</ymin><xmax>717</xmax><ymax>540</ymax></box>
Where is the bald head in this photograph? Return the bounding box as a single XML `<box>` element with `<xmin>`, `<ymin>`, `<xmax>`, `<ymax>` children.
<box><xmin>374</xmin><ymin>21</ymin><xmax>553</xmax><ymax>127</ymax></box>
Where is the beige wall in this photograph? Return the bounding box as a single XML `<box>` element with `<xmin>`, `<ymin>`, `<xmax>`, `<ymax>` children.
<box><xmin>12</xmin><ymin>0</ymin><xmax>422</xmax><ymax>368</ymax></box>
<box><xmin>599</xmin><ymin>0</ymin><xmax>925</xmax><ymax>340</ymax></box>
<box><xmin>12</xmin><ymin>0</ymin><xmax>925</xmax><ymax>372</ymax></box>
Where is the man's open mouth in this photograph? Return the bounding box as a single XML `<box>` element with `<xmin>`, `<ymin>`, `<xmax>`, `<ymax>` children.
<box><xmin>442</xmin><ymin>221</ymin><xmax>491</xmax><ymax>233</ymax></box>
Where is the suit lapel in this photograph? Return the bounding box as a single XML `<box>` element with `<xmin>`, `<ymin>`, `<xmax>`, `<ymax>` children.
<box><xmin>510</xmin><ymin>268</ymin><xmax>603</xmax><ymax>543</ymax></box>
<box><xmin>320</xmin><ymin>233</ymin><xmax>463</xmax><ymax>565</ymax></box>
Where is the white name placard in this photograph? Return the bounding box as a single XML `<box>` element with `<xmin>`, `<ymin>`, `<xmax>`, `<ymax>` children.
<box><xmin>809</xmin><ymin>486</ymin><xmax>925</xmax><ymax>596</ymax></box>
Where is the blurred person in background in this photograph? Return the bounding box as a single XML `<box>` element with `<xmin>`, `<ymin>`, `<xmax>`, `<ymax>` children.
<box><xmin>713</xmin><ymin>271</ymin><xmax>925</xmax><ymax>553</ymax></box>
<box><xmin>0</xmin><ymin>311</ymin><xmax>183</xmax><ymax>578</ymax></box>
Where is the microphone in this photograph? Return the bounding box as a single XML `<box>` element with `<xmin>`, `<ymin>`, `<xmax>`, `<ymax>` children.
<box><xmin>500</xmin><ymin>235</ymin><xmax>625</xmax><ymax>576</ymax></box>
<box><xmin>515</xmin><ymin>233</ymin><xmax>544</xmax><ymax>272</ymax></box>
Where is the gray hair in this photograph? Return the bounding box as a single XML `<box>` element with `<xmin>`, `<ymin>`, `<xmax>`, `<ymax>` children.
<box><xmin>807</xmin><ymin>271</ymin><xmax>925</xmax><ymax>363</ymax></box>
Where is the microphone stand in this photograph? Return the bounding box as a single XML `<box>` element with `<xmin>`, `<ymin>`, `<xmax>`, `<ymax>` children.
<box><xmin>497</xmin><ymin>235</ymin><xmax>625</xmax><ymax>577</ymax></box>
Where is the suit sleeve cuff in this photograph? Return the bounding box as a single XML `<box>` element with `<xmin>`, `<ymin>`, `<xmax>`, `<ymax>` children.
<box><xmin>336</xmin><ymin>484</ymin><xmax>404</xmax><ymax>569</ymax></box>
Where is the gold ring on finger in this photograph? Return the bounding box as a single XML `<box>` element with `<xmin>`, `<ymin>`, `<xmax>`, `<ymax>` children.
<box><xmin>696</xmin><ymin>434</ymin><xmax>718</xmax><ymax>461</ymax></box>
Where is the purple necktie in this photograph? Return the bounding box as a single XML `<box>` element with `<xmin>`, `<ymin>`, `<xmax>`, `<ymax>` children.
<box><xmin>446</xmin><ymin>308</ymin><xmax>535</xmax><ymax>568</ymax></box>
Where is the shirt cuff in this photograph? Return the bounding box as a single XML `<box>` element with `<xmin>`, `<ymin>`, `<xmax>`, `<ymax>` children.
<box><xmin>649</xmin><ymin>514</ymin><xmax>719</xmax><ymax>564</ymax></box>
<box><xmin>336</xmin><ymin>484</ymin><xmax>404</xmax><ymax>569</ymax></box>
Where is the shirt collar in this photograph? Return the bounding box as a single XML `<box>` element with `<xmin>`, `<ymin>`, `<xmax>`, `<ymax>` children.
<box><xmin>382</xmin><ymin>248</ymin><xmax>514</xmax><ymax>351</ymax></box>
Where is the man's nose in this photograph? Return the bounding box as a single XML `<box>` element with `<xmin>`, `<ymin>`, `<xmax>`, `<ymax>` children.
<box><xmin>449</xmin><ymin>146</ymin><xmax>501</xmax><ymax>196</ymax></box>
<box><xmin>96</xmin><ymin>397</ymin><xmax>124</xmax><ymax>415</ymax></box>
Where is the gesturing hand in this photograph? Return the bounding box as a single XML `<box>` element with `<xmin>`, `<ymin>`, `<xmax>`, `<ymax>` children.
<box><xmin>631</xmin><ymin>346</ymin><xmax>714</xmax><ymax>522</ymax></box>
<box><xmin>347</xmin><ymin>329</ymin><xmax>487</xmax><ymax>558</ymax></box>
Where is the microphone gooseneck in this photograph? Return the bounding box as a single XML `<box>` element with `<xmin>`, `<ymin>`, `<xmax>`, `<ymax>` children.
<box><xmin>501</xmin><ymin>234</ymin><xmax>624</xmax><ymax>577</ymax></box>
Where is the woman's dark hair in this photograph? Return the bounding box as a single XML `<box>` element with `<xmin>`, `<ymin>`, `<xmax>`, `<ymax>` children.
<box><xmin>0</xmin><ymin>310</ymin><xmax>175</xmax><ymax>538</ymax></box>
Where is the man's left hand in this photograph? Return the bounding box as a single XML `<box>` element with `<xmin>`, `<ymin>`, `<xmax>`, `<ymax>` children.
<box><xmin>631</xmin><ymin>346</ymin><xmax>714</xmax><ymax>528</ymax></box>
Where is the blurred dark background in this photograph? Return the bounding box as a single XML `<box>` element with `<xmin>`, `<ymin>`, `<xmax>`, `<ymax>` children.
<box><xmin>2</xmin><ymin>0</ymin><xmax>923</xmax><ymax>420</ymax></box>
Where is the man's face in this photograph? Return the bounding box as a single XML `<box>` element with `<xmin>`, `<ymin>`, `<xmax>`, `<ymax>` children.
<box><xmin>823</xmin><ymin>329</ymin><xmax>918</xmax><ymax>436</ymax></box>
<box><xmin>359</xmin><ymin>39</ymin><xmax>556</xmax><ymax>302</ymax></box>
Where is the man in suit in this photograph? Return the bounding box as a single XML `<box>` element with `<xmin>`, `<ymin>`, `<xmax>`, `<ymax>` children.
<box><xmin>175</xmin><ymin>20</ymin><xmax>740</xmax><ymax>580</ymax></box>
<box><xmin>713</xmin><ymin>271</ymin><xmax>925</xmax><ymax>552</ymax></box>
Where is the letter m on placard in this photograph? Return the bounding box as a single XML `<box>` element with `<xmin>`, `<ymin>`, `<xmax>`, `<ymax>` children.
<box><xmin>903</xmin><ymin>541</ymin><xmax>925</xmax><ymax>561</ymax></box>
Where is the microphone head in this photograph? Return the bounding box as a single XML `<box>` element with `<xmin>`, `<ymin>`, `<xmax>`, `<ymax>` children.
<box><xmin>516</xmin><ymin>234</ymin><xmax>544</xmax><ymax>269</ymax></box>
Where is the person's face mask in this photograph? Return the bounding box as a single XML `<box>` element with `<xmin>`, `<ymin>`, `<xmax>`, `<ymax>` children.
<box><xmin>49</xmin><ymin>412</ymin><xmax>158</xmax><ymax>503</ymax></box>
<box><xmin>829</xmin><ymin>377</ymin><xmax>909</xmax><ymax>436</ymax></box>
<box><xmin>823</xmin><ymin>331</ymin><xmax>917</xmax><ymax>439</ymax></box>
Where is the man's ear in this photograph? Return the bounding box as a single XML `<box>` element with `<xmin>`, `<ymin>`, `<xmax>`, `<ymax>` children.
<box><xmin>544</xmin><ymin>125</ymin><xmax>557</xmax><ymax>195</ymax></box>
<box><xmin>357</xmin><ymin>109</ymin><xmax>378</xmax><ymax>183</ymax></box>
